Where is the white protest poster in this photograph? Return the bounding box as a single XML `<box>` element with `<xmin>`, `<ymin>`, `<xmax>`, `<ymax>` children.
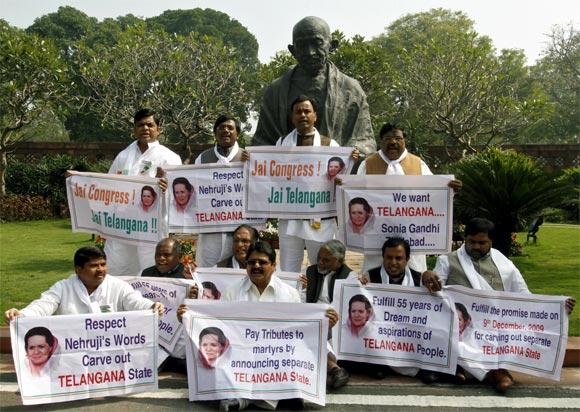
<box><xmin>445</xmin><ymin>285</ymin><xmax>568</xmax><ymax>380</ymax></box>
<box><xmin>336</xmin><ymin>175</ymin><xmax>454</xmax><ymax>253</ymax></box>
<box><xmin>164</xmin><ymin>164</ymin><xmax>265</xmax><ymax>233</ymax></box>
<box><xmin>244</xmin><ymin>146</ymin><xmax>354</xmax><ymax>219</ymax></box>
<box><xmin>277</xmin><ymin>271</ymin><xmax>301</xmax><ymax>290</ymax></box>
<box><xmin>120</xmin><ymin>277</ymin><xmax>194</xmax><ymax>352</ymax></box>
<box><xmin>194</xmin><ymin>268</ymin><xmax>301</xmax><ymax>299</ymax></box>
<box><xmin>194</xmin><ymin>268</ymin><xmax>246</xmax><ymax>300</ymax></box>
<box><xmin>332</xmin><ymin>281</ymin><xmax>458</xmax><ymax>373</ymax></box>
<box><xmin>66</xmin><ymin>172</ymin><xmax>165</xmax><ymax>245</ymax></box>
<box><xmin>183</xmin><ymin>301</ymin><xmax>328</xmax><ymax>405</ymax></box>
<box><xmin>10</xmin><ymin>311</ymin><xmax>158</xmax><ymax>405</ymax></box>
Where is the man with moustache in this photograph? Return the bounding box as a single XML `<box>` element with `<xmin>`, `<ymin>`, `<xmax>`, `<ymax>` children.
<box><xmin>194</xmin><ymin>115</ymin><xmax>246</xmax><ymax>267</ymax></box>
<box><xmin>141</xmin><ymin>238</ymin><xmax>196</xmax><ymax>372</ymax></box>
<box><xmin>269</xmin><ymin>95</ymin><xmax>358</xmax><ymax>273</ymax></box>
<box><xmin>358</xmin><ymin>237</ymin><xmax>434</xmax><ymax>380</ymax></box>
<box><xmin>178</xmin><ymin>241</ymin><xmax>339</xmax><ymax>411</ymax></box>
<box><xmin>142</xmin><ymin>238</ymin><xmax>188</xmax><ymax>278</ymax></box>
<box><xmin>423</xmin><ymin>218</ymin><xmax>576</xmax><ymax>392</ymax></box>
<box><xmin>106</xmin><ymin>108</ymin><xmax>182</xmax><ymax>276</ymax></box>
<box><xmin>216</xmin><ymin>224</ymin><xmax>260</xmax><ymax>269</ymax></box>
<box><xmin>357</xmin><ymin>123</ymin><xmax>462</xmax><ymax>273</ymax></box>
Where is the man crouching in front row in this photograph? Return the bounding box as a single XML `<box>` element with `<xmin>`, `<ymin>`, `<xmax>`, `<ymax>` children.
<box><xmin>178</xmin><ymin>240</ymin><xmax>339</xmax><ymax>411</ymax></box>
<box><xmin>5</xmin><ymin>246</ymin><xmax>164</xmax><ymax>321</ymax></box>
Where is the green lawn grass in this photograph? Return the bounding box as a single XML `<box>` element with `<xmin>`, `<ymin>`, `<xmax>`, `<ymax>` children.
<box><xmin>0</xmin><ymin>219</ymin><xmax>94</xmax><ymax>324</ymax></box>
<box><xmin>1</xmin><ymin>220</ymin><xmax>579</xmax><ymax>334</ymax></box>
<box><xmin>512</xmin><ymin>223</ymin><xmax>580</xmax><ymax>336</ymax></box>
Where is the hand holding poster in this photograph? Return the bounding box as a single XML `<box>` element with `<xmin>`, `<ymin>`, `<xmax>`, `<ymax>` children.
<box><xmin>336</xmin><ymin>175</ymin><xmax>454</xmax><ymax>253</ymax></box>
<box><xmin>332</xmin><ymin>281</ymin><xmax>458</xmax><ymax>374</ymax></box>
<box><xmin>66</xmin><ymin>171</ymin><xmax>164</xmax><ymax>245</ymax></box>
<box><xmin>183</xmin><ymin>301</ymin><xmax>328</xmax><ymax>406</ymax></box>
<box><xmin>194</xmin><ymin>268</ymin><xmax>300</xmax><ymax>300</ymax></box>
<box><xmin>120</xmin><ymin>277</ymin><xmax>194</xmax><ymax>352</ymax></box>
<box><xmin>11</xmin><ymin>311</ymin><xmax>158</xmax><ymax>405</ymax></box>
<box><xmin>244</xmin><ymin>146</ymin><xmax>354</xmax><ymax>219</ymax></box>
<box><xmin>446</xmin><ymin>285</ymin><xmax>568</xmax><ymax>380</ymax></box>
<box><xmin>164</xmin><ymin>164</ymin><xmax>265</xmax><ymax>233</ymax></box>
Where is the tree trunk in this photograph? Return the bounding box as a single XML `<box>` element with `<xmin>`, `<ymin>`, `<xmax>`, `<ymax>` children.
<box><xmin>493</xmin><ymin>227</ymin><xmax>512</xmax><ymax>257</ymax></box>
<box><xmin>0</xmin><ymin>149</ymin><xmax>6</xmax><ymax>197</ymax></box>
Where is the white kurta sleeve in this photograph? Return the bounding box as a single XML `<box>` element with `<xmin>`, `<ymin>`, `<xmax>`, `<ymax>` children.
<box><xmin>433</xmin><ymin>255</ymin><xmax>450</xmax><ymax>284</ymax></box>
<box><xmin>356</xmin><ymin>160</ymin><xmax>367</xmax><ymax>175</ymax></box>
<box><xmin>420</xmin><ymin>160</ymin><xmax>433</xmax><ymax>175</ymax></box>
<box><xmin>108</xmin><ymin>153</ymin><xmax>123</xmax><ymax>174</ymax></box>
<box><xmin>505</xmin><ymin>261</ymin><xmax>531</xmax><ymax>294</ymax></box>
<box><xmin>20</xmin><ymin>281</ymin><xmax>65</xmax><ymax>317</ymax></box>
<box><xmin>346</xmin><ymin>270</ymin><xmax>359</xmax><ymax>281</ymax></box>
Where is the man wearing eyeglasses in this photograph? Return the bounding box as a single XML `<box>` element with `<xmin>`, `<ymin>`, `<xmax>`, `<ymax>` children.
<box><xmin>215</xmin><ymin>224</ymin><xmax>260</xmax><ymax>269</ymax></box>
<box><xmin>356</xmin><ymin>123</ymin><xmax>462</xmax><ymax>274</ymax></box>
<box><xmin>178</xmin><ymin>240</ymin><xmax>339</xmax><ymax>411</ymax></box>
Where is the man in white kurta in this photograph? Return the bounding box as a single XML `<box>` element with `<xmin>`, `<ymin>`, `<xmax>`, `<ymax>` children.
<box><xmin>178</xmin><ymin>241</ymin><xmax>338</xmax><ymax>411</ymax></box>
<box><xmin>105</xmin><ymin>108</ymin><xmax>182</xmax><ymax>276</ymax></box>
<box><xmin>194</xmin><ymin>116</ymin><xmax>244</xmax><ymax>267</ymax></box>
<box><xmin>276</xmin><ymin>96</ymin><xmax>353</xmax><ymax>273</ymax></box>
<box><xmin>5</xmin><ymin>247</ymin><xmax>163</xmax><ymax>321</ymax></box>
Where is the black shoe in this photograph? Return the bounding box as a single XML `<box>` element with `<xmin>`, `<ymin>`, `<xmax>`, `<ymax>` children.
<box><xmin>279</xmin><ymin>398</ymin><xmax>305</xmax><ymax>410</ymax></box>
<box><xmin>219</xmin><ymin>399</ymin><xmax>241</xmax><ymax>412</ymax></box>
<box><xmin>418</xmin><ymin>369</ymin><xmax>440</xmax><ymax>384</ymax></box>
<box><xmin>369</xmin><ymin>366</ymin><xmax>388</xmax><ymax>380</ymax></box>
<box><xmin>328</xmin><ymin>367</ymin><xmax>349</xmax><ymax>389</ymax></box>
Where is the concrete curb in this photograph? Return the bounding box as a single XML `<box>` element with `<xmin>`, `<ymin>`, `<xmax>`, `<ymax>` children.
<box><xmin>1</xmin><ymin>326</ymin><xmax>578</xmax><ymax>366</ymax></box>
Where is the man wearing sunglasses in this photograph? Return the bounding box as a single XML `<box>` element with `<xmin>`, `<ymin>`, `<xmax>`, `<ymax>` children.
<box><xmin>178</xmin><ymin>240</ymin><xmax>339</xmax><ymax>411</ymax></box>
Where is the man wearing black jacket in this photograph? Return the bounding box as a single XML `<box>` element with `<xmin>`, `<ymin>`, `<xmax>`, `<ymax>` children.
<box><xmin>300</xmin><ymin>240</ymin><xmax>356</xmax><ymax>389</ymax></box>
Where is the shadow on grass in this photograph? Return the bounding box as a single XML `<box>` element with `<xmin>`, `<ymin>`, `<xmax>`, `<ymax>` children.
<box><xmin>61</xmin><ymin>238</ymin><xmax>95</xmax><ymax>245</ymax></box>
<box><xmin>56</xmin><ymin>220</ymin><xmax>73</xmax><ymax>230</ymax></box>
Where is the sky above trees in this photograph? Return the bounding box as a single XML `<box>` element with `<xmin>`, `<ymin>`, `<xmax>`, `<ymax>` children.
<box><xmin>2</xmin><ymin>0</ymin><xmax>579</xmax><ymax>64</ymax></box>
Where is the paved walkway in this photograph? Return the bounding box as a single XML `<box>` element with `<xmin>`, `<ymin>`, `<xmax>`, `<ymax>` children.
<box><xmin>1</xmin><ymin>353</ymin><xmax>579</xmax><ymax>410</ymax></box>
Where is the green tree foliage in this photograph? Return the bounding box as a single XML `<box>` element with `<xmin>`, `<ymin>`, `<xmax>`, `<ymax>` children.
<box><xmin>26</xmin><ymin>6</ymin><xmax>98</xmax><ymax>50</ymax></box>
<box><xmin>27</xmin><ymin>9</ymin><xmax>146</xmax><ymax>141</ymax></box>
<box><xmin>452</xmin><ymin>148</ymin><xmax>569</xmax><ymax>255</ymax></box>
<box><xmin>148</xmin><ymin>8</ymin><xmax>259</xmax><ymax>67</ymax></box>
<box><xmin>0</xmin><ymin>20</ymin><xmax>68</xmax><ymax>195</ymax></box>
<box><xmin>72</xmin><ymin>26</ymin><xmax>253</xmax><ymax>161</ymax></box>
<box><xmin>375</xmin><ymin>9</ymin><xmax>546</xmax><ymax>155</ymax></box>
<box><xmin>555</xmin><ymin>167</ymin><xmax>580</xmax><ymax>223</ymax></box>
<box><xmin>530</xmin><ymin>24</ymin><xmax>579</xmax><ymax>142</ymax></box>
<box><xmin>330</xmin><ymin>32</ymin><xmax>395</xmax><ymax>137</ymax></box>
<box><xmin>25</xmin><ymin>7</ymin><xmax>260</xmax><ymax>144</ymax></box>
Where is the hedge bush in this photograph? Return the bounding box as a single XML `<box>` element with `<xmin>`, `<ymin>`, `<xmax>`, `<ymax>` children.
<box><xmin>452</xmin><ymin>148</ymin><xmax>569</xmax><ymax>256</ymax></box>
<box><xmin>0</xmin><ymin>194</ymin><xmax>54</xmax><ymax>221</ymax></box>
<box><xmin>4</xmin><ymin>154</ymin><xmax>111</xmax><ymax>220</ymax></box>
<box><xmin>556</xmin><ymin>167</ymin><xmax>580</xmax><ymax>223</ymax></box>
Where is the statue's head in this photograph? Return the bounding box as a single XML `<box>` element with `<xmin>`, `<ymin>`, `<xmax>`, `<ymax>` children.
<box><xmin>289</xmin><ymin>16</ymin><xmax>338</xmax><ymax>76</ymax></box>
